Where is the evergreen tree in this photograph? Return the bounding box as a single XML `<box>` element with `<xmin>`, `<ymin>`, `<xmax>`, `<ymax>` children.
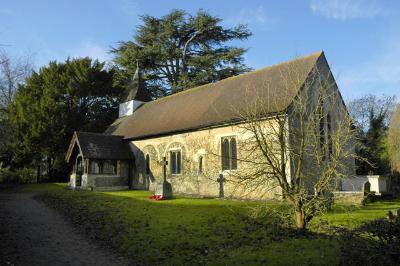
<box><xmin>9</xmin><ymin>58</ymin><xmax>122</xmax><ymax>180</ymax></box>
<box><xmin>112</xmin><ymin>9</ymin><xmax>252</xmax><ymax>97</ymax></box>
<box><xmin>348</xmin><ymin>95</ymin><xmax>395</xmax><ymax>174</ymax></box>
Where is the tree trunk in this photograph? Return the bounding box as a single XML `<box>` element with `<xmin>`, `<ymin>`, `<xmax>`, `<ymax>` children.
<box><xmin>295</xmin><ymin>209</ymin><xmax>306</xmax><ymax>230</ymax></box>
<box><xmin>294</xmin><ymin>200</ymin><xmax>306</xmax><ymax>230</ymax></box>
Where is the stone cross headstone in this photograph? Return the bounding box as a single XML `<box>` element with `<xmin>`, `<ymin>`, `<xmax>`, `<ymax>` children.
<box><xmin>154</xmin><ymin>156</ymin><xmax>173</xmax><ymax>199</ymax></box>
<box><xmin>162</xmin><ymin>156</ymin><xmax>168</xmax><ymax>182</ymax></box>
<box><xmin>217</xmin><ymin>174</ymin><xmax>226</xmax><ymax>198</ymax></box>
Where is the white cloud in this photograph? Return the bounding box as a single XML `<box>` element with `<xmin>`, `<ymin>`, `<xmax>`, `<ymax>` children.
<box><xmin>310</xmin><ymin>0</ymin><xmax>385</xmax><ymax>20</ymax></box>
<box><xmin>67</xmin><ymin>41</ymin><xmax>111</xmax><ymax>62</ymax></box>
<box><xmin>226</xmin><ymin>6</ymin><xmax>278</xmax><ymax>28</ymax></box>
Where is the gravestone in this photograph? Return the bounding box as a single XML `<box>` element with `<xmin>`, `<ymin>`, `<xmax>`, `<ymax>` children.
<box><xmin>217</xmin><ymin>174</ymin><xmax>226</xmax><ymax>198</ymax></box>
<box><xmin>154</xmin><ymin>157</ymin><xmax>173</xmax><ymax>199</ymax></box>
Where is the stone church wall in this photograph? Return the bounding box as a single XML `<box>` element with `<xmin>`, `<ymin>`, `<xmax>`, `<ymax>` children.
<box><xmin>131</xmin><ymin>122</ymin><xmax>284</xmax><ymax>200</ymax></box>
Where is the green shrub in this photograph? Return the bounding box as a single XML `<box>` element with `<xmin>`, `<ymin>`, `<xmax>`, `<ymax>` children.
<box><xmin>362</xmin><ymin>191</ymin><xmax>377</xmax><ymax>205</ymax></box>
<box><xmin>0</xmin><ymin>168</ymin><xmax>36</xmax><ymax>184</ymax></box>
<box><xmin>340</xmin><ymin>218</ymin><xmax>400</xmax><ymax>265</ymax></box>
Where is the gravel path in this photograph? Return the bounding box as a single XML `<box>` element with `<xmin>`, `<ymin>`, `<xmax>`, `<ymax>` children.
<box><xmin>0</xmin><ymin>192</ymin><xmax>130</xmax><ymax>266</ymax></box>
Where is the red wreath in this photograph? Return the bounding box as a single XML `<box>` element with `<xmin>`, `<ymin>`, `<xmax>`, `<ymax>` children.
<box><xmin>149</xmin><ymin>194</ymin><xmax>164</xmax><ymax>200</ymax></box>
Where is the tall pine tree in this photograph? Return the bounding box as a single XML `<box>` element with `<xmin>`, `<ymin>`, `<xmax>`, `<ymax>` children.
<box><xmin>112</xmin><ymin>9</ymin><xmax>252</xmax><ymax>97</ymax></box>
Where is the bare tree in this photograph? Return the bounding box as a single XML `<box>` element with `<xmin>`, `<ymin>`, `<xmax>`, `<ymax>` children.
<box><xmin>348</xmin><ymin>94</ymin><xmax>395</xmax><ymax>134</ymax></box>
<box><xmin>226</xmin><ymin>59</ymin><xmax>357</xmax><ymax>230</ymax></box>
<box><xmin>389</xmin><ymin>104</ymin><xmax>400</xmax><ymax>173</ymax></box>
<box><xmin>347</xmin><ymin>95</ymin><xmax>396</xmax><ymax>174</ymax></box>
<box><xmin>0</xmin><ymin>50</ymin><xmax>32</xmax><ymax>112</ymax></box>
<box><xmin>0</xmin><ymin>50</ymin><xmax>32</xmax><ymax>167</ymax></box>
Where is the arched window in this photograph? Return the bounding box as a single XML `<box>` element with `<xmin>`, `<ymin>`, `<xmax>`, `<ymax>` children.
<box><xmin>221</xmin><ymin>138</ymin><xmax>230</xmax><ymax>170</ymax></box>
<box><xmin>145</xmin><ymin>154</ymin><xmax>150</xmax><ymax>175</ymax></box>
<box><xmin>170</xmin><ymin>150</ymin><xmax>182</xmax><ymax>174</ymax></box>
<box><xmin>231</xmin><ymin>138</ymin><xmax>237</xmax><ymax>170</ymax></box>
<box><xmin>221</xmin><ymin>136</ymin><xmax>237</xmax><ymax>170</ymax></box>
<box><xmin>198</xmin><ymin>155</ymin><xmax>203</xmax><ymax>174</ymax></box>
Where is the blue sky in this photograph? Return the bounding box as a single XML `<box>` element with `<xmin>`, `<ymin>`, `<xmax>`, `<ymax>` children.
<box><xmin>1</xmin><ymin>0</ymin><xmax>399</xmax><ymax>101</ymax></box>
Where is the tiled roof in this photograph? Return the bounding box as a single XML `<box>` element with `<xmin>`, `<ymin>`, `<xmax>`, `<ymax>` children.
<box><xmin>66</xmin><ymin>131</ymin><xmax>134</xmax><ymax>161</ymax></box>
<box><xmin>105</xmin><ymin>51</ymin><xmax>324</xmax><ymax>140</ymax></box>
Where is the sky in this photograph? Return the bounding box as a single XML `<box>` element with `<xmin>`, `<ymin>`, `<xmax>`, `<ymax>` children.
<box><xmin>0</xmin><ymin>0</ymin><xmax>399</xmax><ymax>102</ymax></box>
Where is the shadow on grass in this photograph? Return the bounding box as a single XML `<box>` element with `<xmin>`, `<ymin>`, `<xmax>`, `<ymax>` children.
<box><xmin>338</xmin><ymin>218</ymin><xmax>400</xmax><ymax>266</ymax></box>
<box><xmin>35</xmin><ymin>188</ymin><xmax>338</xmax><ymax>265</ymax></box>
<box><xmin>0</xmin><ymin>183</ymin><xmax>68</xmax><ymax>193</ymax></box>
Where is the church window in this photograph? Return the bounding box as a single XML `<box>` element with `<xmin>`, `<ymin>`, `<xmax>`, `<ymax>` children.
<box><xmin>221</xmin><ymin>136</ymin><xmax>237</xmax><ymax>170</ymax></box>
<box><xmin>170</xmin><ymin>150</ymin><xmax>182</xmax><ymax>175</ymax></box>
<box><xmin>198</xmin><ymin>155</ymin><xmax>204</xmax><ymax>174</ymax></box>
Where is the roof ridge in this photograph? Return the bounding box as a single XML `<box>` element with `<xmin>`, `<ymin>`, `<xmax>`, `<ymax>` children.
<box><xmin>77</xmin><ymin>131</ymin><xmax>123</xmax><ymax>137</ymax></box>
<box><xmin>143</xmin><ymin>51</ymin><xmax>323</xmax><ymax>105</ymax></box>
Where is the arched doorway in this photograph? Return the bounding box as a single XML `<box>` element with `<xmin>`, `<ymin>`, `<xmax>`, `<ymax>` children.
<box><xmin>75</xmin><ymin>156</ymin><xmax>83</xmax><ymax>187</ymax></box>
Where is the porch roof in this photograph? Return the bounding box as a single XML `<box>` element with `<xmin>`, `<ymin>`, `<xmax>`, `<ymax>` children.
<box><xmin>66</xmin><ymin>131</ymin><xmax>134</xmax><ymax>162</ymax></box>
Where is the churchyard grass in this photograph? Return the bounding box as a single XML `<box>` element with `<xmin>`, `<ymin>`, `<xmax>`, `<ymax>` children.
<box><xmin>20</xmin><ymin>183</ymin><xmax>400</xmax><ymax>265</ymax></box>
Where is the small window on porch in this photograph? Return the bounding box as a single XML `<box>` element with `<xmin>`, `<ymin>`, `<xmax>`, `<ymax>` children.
<box><xmin>89</xmin><ymin>159</ymin><xmax>117</xmax><ymax>175</ymax></box>
<box><xmin>90</xmin><ymin>160</ymin><xmax>101</xmax><ymax>174</ymax></box>
<box><xmin>103</xmin><ymin>160</ymin><xmax>117</xmax><ymax>175</ymax></box>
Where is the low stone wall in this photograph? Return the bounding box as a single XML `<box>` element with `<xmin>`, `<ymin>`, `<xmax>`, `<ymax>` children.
<box><xmin>333</xmin><ymin>191</ymin><xmax>364</xmax><ymax>205</ymax></box>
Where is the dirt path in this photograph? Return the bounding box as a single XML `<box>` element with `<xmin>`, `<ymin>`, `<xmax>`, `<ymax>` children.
<box><xmin>0</xmin><ymin>192</ymin><xmax>130</xmax><ymax>266</ymax></box>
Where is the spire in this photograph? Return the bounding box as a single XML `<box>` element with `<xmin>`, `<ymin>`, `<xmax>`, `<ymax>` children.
<box><xmin>123</xmin><ymin>60</ymin><xmax>152</xmax><ymax>102</ymax></box>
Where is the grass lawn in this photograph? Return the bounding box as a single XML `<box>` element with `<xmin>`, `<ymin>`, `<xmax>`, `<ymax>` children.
<box><xmin>21</xmin><ymin>183</ymin><xmax>400</xmax><ymax>265</ymax></box>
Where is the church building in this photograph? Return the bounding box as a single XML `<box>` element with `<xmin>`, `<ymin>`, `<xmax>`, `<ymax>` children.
<box><xmin>66</xmin><ymin>51</ymin><xmax>354</xmax><ymax>199</ymax></box>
